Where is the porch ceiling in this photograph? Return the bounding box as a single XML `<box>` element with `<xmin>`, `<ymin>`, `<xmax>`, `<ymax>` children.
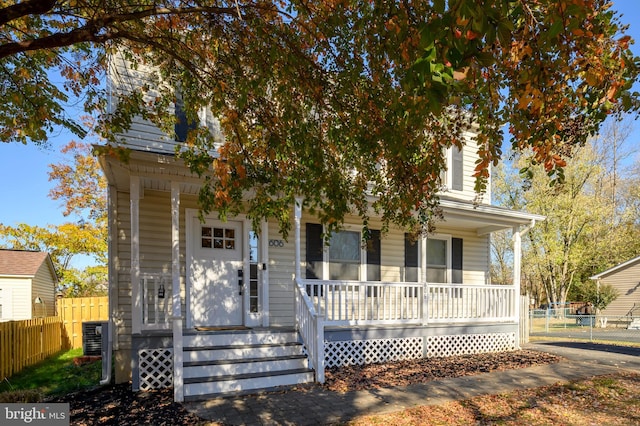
<box><xmin>98</xmin><ymin>148</ymin><xmax>544</xmax><ymax>235</ymax></box>
<box><xmin>98</xmin><ymin>149</ymin><xmax>203</xmax><ymax>196</ymax></box>
<box><xmin>438</xmin><ymin>197</ymin><xmax>544</xmax><ymax>235</ymax></box>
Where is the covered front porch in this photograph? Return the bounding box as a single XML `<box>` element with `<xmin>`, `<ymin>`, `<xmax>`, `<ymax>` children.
<box><xmin>291</xmin><ymin>200</ymin><xmax>540</xmax><ymax>384</ymax></box>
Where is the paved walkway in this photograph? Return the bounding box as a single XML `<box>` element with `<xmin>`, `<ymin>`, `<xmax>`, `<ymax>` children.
<box><xmin>184</xmin><ymin>341</ymin><xmax>640</xmax><ymax>425</ymax></box>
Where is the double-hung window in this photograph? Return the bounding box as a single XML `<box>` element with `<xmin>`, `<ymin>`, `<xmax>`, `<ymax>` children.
<box><xmin>306</xmin><ymin>224</ymin><xmax>380</xmax><ymax>281</ymax></box>
<box><xmin>425</xmin><ymin>235</ymin><xmax>463</xmax><ymax>284</ymax></box>
<box><xmin>440</xmin><ymin>146</ymin><xmax>464</xmax><ymax>191</ymax></box>
<box><xmin>426</xmin><ymin>237</ymin><xmax>450</xmax><ymax>283</ymax></box>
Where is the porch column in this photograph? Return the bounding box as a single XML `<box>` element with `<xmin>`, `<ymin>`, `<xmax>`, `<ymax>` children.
<box><xmin>512</xmin><ymin>225</ymin><xmax>523</xmax><ymax>349</ymax></box>
<box><xmin>171</xmin><ymin>181</ymin><xmax>184</xmax><ymax>402</ymax></box>
<box><xmin>130</xmin><ymin>175</ymin><xmax>142</xmax><ymax>334</ymax></box>
<box><xmin>294</xmin><ymin>198</ymin><xmax>302</xmax><ymax>280</ymax></box>
<box><xmin>294</xmin><ymin>198</ymin><xmax>302</xmax><ymax>332</ymax></box>
<box><xmin>171</xmin><ymin>181</ymin><xmax>182</xmax><ymax>319</ymax></box>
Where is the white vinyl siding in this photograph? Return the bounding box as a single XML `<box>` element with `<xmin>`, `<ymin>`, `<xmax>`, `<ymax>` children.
<box><xmin>109</xmin><ymin>53</ymin><xmax>223</xmax><ymax>155</ymax></box>
<box><xmin>267</xmin><ymin>220</ymin><xmax>295</xmax><ymax>327</ymax></box>
<box><xmin>109</xmin><ymin>54</ymin><xmax>178</xmax><ymax>154</ymax></box>
<box><xmin>0</xmin><ymin>279</ymin><xmax>30</xmax><ymax>320</ymax></box>
<box><xmin>442</xmin><ymin>129</ymin><xmax>491</xmax><ymax>203</ymax></box>
<box><xmin>429</xmin><ymin>226</ymin><xmax>490</xmax><ymax>285</ymax></box>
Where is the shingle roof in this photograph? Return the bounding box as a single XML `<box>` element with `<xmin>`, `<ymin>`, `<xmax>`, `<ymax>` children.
<box><xmin>0</xmin><ymin>249</ymin><xmax>50</xmax><ymax>276</ymax></box>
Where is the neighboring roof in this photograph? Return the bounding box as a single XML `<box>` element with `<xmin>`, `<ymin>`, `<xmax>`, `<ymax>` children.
<box><xmin>591</xmin><ymin>255</ymin><xmax>640</xmax><ymax>280</ymax></box>
<box><xmin>0</xmin><ymin>250</ymin><xmax>57</xmax><ymax>282</ymax></box>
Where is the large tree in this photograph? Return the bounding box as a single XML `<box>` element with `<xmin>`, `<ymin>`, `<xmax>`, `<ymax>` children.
<box><xmin>493</xmin><ymin>125</ymin><xmax>640</xmax><ymax>308</ymax></box>
<box><xmin>0</xmin><ymin>141</ymin><xmax>108</xmax><ymax>294</ymax></box>
<box><xmin>2</xmin><ymin>1</ymin><xmax>639</xmax><ymax>235</ymax></box>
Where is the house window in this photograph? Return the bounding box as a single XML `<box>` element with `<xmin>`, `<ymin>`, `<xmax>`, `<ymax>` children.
<box><xmin>201</xmin><ymin>226</ymin><xmax>235</xmax><ymax>250</ymax></box>
<box><xmin>248</xmin><ymin>231</ymin><xmax>259</xmax><ymax>313</ymax></box>
<box><xmin>175</xmin><ymin>89</ymin><xmax>197</xmax><ymax>142</ymax></box>
<box><xmin>451</xmin><ymin>147</ymin><xmax>463</xmax><ymax>191</ymax></box>
<box><xmin>441</xmin><ymin>146</ymin><xmax>464</xmax><ymax>191</ymax></box>
<box><xmin>426</xmin><ymin>236</ymin><xmax>463</xmax><ymax>284</ymax></box>
<box><xmin>305</xmin><ymin>224</ymin><xmax>380</xmax><ymax>281</ymax></box>
<box><xmin>329</xmin><ymin>230</ymin><xmax>361</xmax><ymax>280</ymax></box>
<box><xmin>427</xmin><ymin>238</ymin><xmax>448</xmax><ymax>283</ymax></box>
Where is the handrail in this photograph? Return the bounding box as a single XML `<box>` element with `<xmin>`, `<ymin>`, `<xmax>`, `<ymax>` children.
<box><xmin>294</xmin><ymin>276</ymin><xmax>325</xmax><ymax>383</ymax></box>
<box><xmin>625</xmin><ymin>303</ymin><xmax>639</xmax><ymax>318</ymax></box>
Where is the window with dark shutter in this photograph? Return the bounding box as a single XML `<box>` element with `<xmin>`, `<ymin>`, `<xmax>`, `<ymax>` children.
<box><xmin>452</xmin><ymin>147</ymin><xmax>463</xmax><ymax>191</ymax></box>
<box><xmin>404</xmin><ymin>233</ymin><xmax>419</xmax><ymax>282</ymax></box>
<box><xmin>366</xmin><ymin>230</ymin><xmax>381</xmax><ymax>282</ymax></box>
<box><xmin>305</xmin><ymin>223</ymin><xmax>323</xmax><ymax>279</ymax></box>
<box><xmin>175</xmin><ymin>91</ymin><xmax>197</xmax><ymax>142</ymax></box>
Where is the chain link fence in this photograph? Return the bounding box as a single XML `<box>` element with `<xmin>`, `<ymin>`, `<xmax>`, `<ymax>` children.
<box><xmin>530</xmin><ymin>308</ymin><xmax>640</xmax><ymax>344</ymax></box>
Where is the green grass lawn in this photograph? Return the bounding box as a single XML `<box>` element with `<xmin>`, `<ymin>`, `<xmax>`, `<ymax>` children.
<box><xmin>0</xmin><ymin>348</ymin><xmax>103</xmax><ymax>401</ymax></box>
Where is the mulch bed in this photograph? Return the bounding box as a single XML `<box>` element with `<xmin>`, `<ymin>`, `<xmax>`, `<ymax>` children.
<box><xmin>49</xmin><ymin>349</ymin><xmax>562</xmax><ymax>425</ymax></box>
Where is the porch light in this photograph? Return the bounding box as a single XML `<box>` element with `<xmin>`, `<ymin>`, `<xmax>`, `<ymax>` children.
<box><xmin>158</xmin><ymin>284</ymin><xmax>165</xmax><ymax>299</ymax></box>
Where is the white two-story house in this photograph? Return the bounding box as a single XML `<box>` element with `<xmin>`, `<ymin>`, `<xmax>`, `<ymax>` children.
<box><xmin>99</xmin><ymin>54</ymin><xmax>543</xmax><ymax>402</ymax></box>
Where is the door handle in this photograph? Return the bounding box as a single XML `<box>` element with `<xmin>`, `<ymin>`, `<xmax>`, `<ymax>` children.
<box><xmin>237</xmin><ymin>269</ymin><xmax>243</xmax><ymax>295</ymax></box>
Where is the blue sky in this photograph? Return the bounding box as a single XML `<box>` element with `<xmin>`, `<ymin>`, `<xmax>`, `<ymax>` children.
<box><xmin>1</xmin><ymin>1</ymin><xmax>640</xmax><ymax>268</ymax></box>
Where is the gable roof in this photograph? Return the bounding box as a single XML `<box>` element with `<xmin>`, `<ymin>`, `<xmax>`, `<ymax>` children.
<box><xmin>590</xmin><ymin>255</ymin><xmax>640</xmax><ymax>280</ymax></box>
<box><xmin>0</xmin><ymin>250</ymin><xmax>57</xmax><ymax>281</ymax></box>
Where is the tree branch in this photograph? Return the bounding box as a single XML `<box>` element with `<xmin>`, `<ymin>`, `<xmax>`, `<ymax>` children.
<box><xmin>0</xmin><ymin>0</ymin><xmax>56</xmax><ymax>27</ymax></box>
<box><xmin>0</xmin><ymin>5</ymin><xmax>248</xmax><ymax>59</ymax></box>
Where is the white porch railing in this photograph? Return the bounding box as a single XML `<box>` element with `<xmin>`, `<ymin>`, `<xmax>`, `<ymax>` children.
<box><xmin>301</xmin><ymin>280</ymin><xmax>424</xmax><ymax>325</ymax></box>
<box><xmin>141</xmin><ymin>273</ymin><xmax>172</xmax><ymax>329</ymax></box>
<box><xmin>427</xmin><ymin>284</ymin><xmax>517</xmax><ymax>323</ymax></box>
<box><xmin>294</xmin><ymin>279</ymin><xmax>518</xmax><ymax>383</ymax></box>
<box><xmin>296</xmin><ymin>280</ymin><xmax>517</xmax><ymax>327</ymax></box>
<box><xmin>294</xmin><ymin>278</ymin><xmax>325</xmax><ymax>383</ymax></box>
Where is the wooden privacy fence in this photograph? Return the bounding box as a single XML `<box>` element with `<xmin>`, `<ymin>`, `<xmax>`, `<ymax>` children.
<box><xmin>0</xmin><ymin>297</ymin><xmax>108</xmax><ymax>381</ymax></box>
<box><xmin>58</xmin><ymin>296</ymin><xmax>108</xmax><ymax>349</ymax></box>
<box><xmin>0</xmin><ymin>317</ymin><xmax>64</xmax><ymax>381</ymax></box>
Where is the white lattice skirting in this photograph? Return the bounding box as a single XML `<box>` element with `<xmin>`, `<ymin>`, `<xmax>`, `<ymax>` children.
<box><xmin>324</xmin><ymin>333</ymin><xmax>516</xmax><ymax>368</ymax></box>
<box><xmin>138</xmin><ymin>348</ymin><xmax>173</xmax><ymax>390</ymax></box>
<box><xmin>325</xmin><ymin>337</ymin><xmax>423</xmax><ymax>367</ymax></box>
<box><xmin>425</xmin><ymin>332</ymin><xmax>516</xmax><ymax>357</ymax></box>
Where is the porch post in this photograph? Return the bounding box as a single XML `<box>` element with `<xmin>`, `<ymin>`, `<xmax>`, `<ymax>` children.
<box><xmin>130</xmin><ymin>175</ymin><xmax>142</xmax><ymax>334</ymax></box>
<box><xmin>421</xmin><ymin>236</ymin><xmax>428</xmax><ymax>326</ymax></box>
<box><xmin>294</xmin><ymin>199</ymin><xmax>302</xmax><ymax>280</ymax></box>
<box><xmin>294</xmin><ymin>199</ymin><xmax>302</xmax><ymax>333</ymax></box>
<box><xmin>171</xmin><ymin>181</ymin><xmax>184</xmax><ymax>402</ymax></box>
<box><xmin>512</xmin><ymin>226</ymin><xmax>522</xmax><ymax>349</ymax></box>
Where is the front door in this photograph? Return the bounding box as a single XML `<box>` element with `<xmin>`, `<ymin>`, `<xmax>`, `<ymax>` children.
<box><xmin>188</xmin><ymin>217</ymin><xmax>244</xmax><ymax>327</ymax></box>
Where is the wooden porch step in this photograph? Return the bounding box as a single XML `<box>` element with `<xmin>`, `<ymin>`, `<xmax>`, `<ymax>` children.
<box><xmin>183</xmin><ymin>341</ymin><xmax>305</xmax><ymax>362</ymax></box>
<box><xmin>183</xmin><ymin>368</ymin><xmax>315</xmax><ymax>400</ymax></box>
<box><xmin>185</xmin><ymin>353</ymin><xmax>307</xmax><ymax>367</ymax></box>
<box><xmin>181</xmin><ymin>329</ymin><xmax>315</xmax><ymax>399</ymax></box>
<box><xmin>183</xmin><ymin>328</ymin><xmax>298</xmax><ymax>347</ymax></box>
<box><xmin>183</xmin><ymin>354</ymin><xmax>309</xmax><ymax>378</ymax></box>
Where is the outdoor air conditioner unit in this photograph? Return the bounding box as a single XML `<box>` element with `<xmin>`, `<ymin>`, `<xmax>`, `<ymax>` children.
<box><xmin>82</xmin><ymin>321</ymin><xmax>108</xmax><ymax>356</ymax></box>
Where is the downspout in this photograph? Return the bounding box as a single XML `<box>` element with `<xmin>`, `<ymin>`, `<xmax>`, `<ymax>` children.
<box><xmin>100</xmin><ymin>184</ymin><xmax>117</xmax><ymax>385</ymax></box>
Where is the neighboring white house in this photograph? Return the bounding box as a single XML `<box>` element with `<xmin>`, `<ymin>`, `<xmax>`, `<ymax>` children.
<box><xmin>0</xmin><ymin>250</ymin><xmax>57</xmax><ymax>321</ymax></box>
<box><xmin>99</xmin><ymin>55</ymin><xmax>545</xmax><ymax>402</ymax></box>
<box><xmin>590</xmin><ymin>256</ymin><xmax>640</xmax><ymax>318</ymax></box>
